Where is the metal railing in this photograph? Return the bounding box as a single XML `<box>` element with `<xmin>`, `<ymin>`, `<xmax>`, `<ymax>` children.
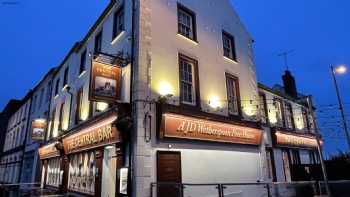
<box><xmin>150</xmin><ymin>181</ymin><xmax>328</xmax><ymax>197</ymax></box>
<box><xmin>0</xmin><ymin>182</ymin><xmax>62</xmax><ymax>197</ymax></box>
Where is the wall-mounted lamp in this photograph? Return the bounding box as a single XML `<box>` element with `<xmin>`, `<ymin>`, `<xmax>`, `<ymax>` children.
<box><xmin>208</xmin><ymin>96</ymin><xmax>221</xmax><ymax>110</ymax></box>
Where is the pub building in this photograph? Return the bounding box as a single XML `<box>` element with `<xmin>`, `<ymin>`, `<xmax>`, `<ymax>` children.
<box><xmin>39</xmin><ymin>108</ymin><xmax>129</xmax><ymax>197</ymax></box>
<box><xmin>258</xmin><ymin>71</ymin><xmax>322</xmax><ymax>184</ymax></box>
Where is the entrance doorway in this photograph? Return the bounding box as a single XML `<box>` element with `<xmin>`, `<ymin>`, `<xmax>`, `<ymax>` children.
<box><xmin>157</xmin><ymin>151</ymin><xmax>182</xmax><ymax>197</ymax></box>
<box><xmin>101</xmin><ymin>146</ymin><xmax>118</xmax><ymax>197</ymax></box>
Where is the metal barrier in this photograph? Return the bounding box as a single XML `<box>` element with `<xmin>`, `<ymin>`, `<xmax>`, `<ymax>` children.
<box><xmin>0</xmin><ymin>183</ymin><xmax>61</xmax><ymax>197</ymax></box>
<box><xmin>151</xmin><ymin>181</ymin><xmax>329</xmax><ymax>197</ymax></box>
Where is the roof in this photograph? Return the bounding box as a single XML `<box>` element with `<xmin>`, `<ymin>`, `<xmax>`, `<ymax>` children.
<box><xmin>258</xmin><ymin>82</ymin><xmax>309</xmax><ymax>107</ymax></box>
<box><xmin>53</xmin><ymin>0</ymin><xmax>117</xmax><ymax>76</ymax></box>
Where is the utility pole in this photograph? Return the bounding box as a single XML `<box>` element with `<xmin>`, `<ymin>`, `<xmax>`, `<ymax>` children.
<box><xmin>331</xmin><ymin>66</ymin><xmax>350</xmax><ymax>151</ymax></box>
<box><xmin>307</xmin><ymin>96</ymin><xmax>331</xmax><ymax>197</ymax></box>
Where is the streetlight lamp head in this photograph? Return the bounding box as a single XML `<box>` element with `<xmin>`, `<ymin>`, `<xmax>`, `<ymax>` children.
<box><xmin>335</xmin><ymin>65</ymin><xmax>347</xmax><ymax>74</ymax></box>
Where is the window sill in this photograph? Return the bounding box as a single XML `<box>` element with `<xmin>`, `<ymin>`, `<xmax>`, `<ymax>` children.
<box><xmin>177</xmin><ymin>33</ymin><xmax>198</xmax><ymax>45</ymax></box>
<box><xmin>111</xmin><ymin>31</ymin><xmax>126</xmax><ymax>45</ymax></box>
<box><xmin>223</xmin><ymin>56</ymin><xmax>238</xmax><ymax>64</ymax></box>
<box><xmin>78</xmin><ymin>70</ymin><xmax>86</xmax><ymax>78</ymax></box>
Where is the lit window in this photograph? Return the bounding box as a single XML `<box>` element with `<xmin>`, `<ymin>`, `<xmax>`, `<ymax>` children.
<box><xmin>178</xmin><ymin>4</ymin><xmax>196</xmax><ymax>41</ymax></box>
<box><xmin>79</xmin><ymin>50</ymin><xmax>87</xmax><ymax>74</ymax></box>
<box><xmin>284</xmin><ymin>102</ymin><xmax>294</xmax><ymax>129</ymax></box>
<box><xmin>226</xmin><ymin>74</ymin><xmax>240</xmax><ymax>115</ymax></box>
<box><xmin>180</xmin><ymin>56</ymin><xmax>196</xmax><ymax>105</ymax></box>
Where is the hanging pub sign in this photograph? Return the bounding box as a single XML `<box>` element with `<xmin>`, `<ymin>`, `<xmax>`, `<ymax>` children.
<box><xmin>89</xmin><ymin>60</ymin><xmax>122</xmax><ymax>103</ymax></box>
<box><xmin>160</xmin><ymin>113</ymin><xmax>263</xmax><ymax>145</ymax></box>
<box><xmin>274</xmin><ymin>131</ymin><xmax>322</xmax><ymax>149</ymax></box>
<box><xmin>32</xmin><ymin>119</ymin><xmax>47</xmax><ymax>141</ymax></box>
<box><xmin>62</xmin><ymin>115</ymin><xmax>120</xmax><ymax>154</ymax></box>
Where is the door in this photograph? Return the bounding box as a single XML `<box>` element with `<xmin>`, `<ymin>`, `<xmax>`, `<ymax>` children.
<box><xmin>157</xmin><ymin>151</ymin><xmax>182</xmax><ymax>197</ymax></box>
<box><xmin>101</xmin><ymin>146</ymin><xmax>117</xmax><ymax>197</ymax></box>
<box><xmin>282</xmin><ymin>150</ymin><xmax>292</xmax><ymax>182</ymax></box>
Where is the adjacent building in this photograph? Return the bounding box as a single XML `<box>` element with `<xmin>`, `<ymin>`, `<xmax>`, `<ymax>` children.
<box><xmin>0</xmin><ymin>92</ymin><xmax>32</xmax><ymax>184</ymax></box>
<box><xmin>20</xmin><ymin>68</ymin><xmax>55</xmax><ymax>187</ymax></box>
<box><xmin>0</xmin><ymin>0</ymin><xmax>324</xmax><ymax>196</ymax></box>
<box><xmin>0</xmin><ymin>100</ymin><xmax>23</xmax><ymax>154</ymax></box>
<box><xmin>259</xmin><ymin>71</ymin><xmax>322</xmax><ymax>185</ymax></box>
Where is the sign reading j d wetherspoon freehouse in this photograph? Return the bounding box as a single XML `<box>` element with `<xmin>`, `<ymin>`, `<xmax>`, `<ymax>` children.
<box><xmin>63</xmin><ymin>115</ymin><xmax>120</xmax><ymax>154</ymax></box>
<box><xmin>160</xmin><ymin>113</ymin><xmax>263</xmax><ymax>145</ymax></box>
<box><xmin>89</xmin><ymin>60</ymin><xmax>122</xmax><ymax>103</ymax></box>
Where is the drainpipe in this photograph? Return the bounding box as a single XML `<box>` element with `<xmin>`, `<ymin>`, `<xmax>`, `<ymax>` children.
<box><xmin>128</xmin><ymin>0</ymin><xmax>136</xmax><ymax>196</ymax></box>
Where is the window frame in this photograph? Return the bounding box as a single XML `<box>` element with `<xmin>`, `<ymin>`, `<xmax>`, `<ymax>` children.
<box><xmin>178</xmin><ymin>54</ymin><xmax>200</xmax><ymax>108</ymax></box>
<box><xmin>58</xmin><ymin>102</ymin><xmax>65</xmax><ymax>131</ymax></box>
<box><xmin>274</xmin><ymin>98</ymin><xmax>285</xmax><ymax>127</ymax></box>
<box><xmin>63</xmin><ymin>67</ymin><xmax>69</xmax><ymax>87</ymax></box>
<box><xmin>222</xmin><ymin>30</ymin><xmax>237</xmax><ymax>61</ymax></box>
<box><xmin>177</xmin><ymin>3</ymin><xmax>197</xmax><ymax>42</ymax></box>
<box><xmin>112</xmin><ymin>6</ymin><xmax>125</xmax><ymax>40</ymax></box>
<box><xmin>75</xmin><ymin>88</ymin><xmax>83</xmax><ymax>125</ymax></box>
<box><xmin>79</xmin><ymin>50</ymin><xmax>87</xmax><ymax>75</ymax></box>
<box><xmin>54</xmin><ymin>79</ymin><xmax>60</xmax><ymax>97</ymax></box>
<box><xmin>225</xmin><ymin>73</ymin><xmax>242</xmax><ymax>117</ymax></box>
<box><xmin>284</xmin><ymin>102</ymin><xmax>295</xmax><ymax>130</ymax></box>
<box><xmin>94</xmin><ymin>30</ymin><xmax>103</xmax><ymax>54</ymax></box>
<box><xmin>259</xmin><ymin>92</ymin><xmax>269</xmax><ymax>124</ymax></box>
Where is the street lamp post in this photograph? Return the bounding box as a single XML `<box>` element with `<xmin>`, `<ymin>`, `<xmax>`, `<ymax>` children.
<box><xmin>331</xmin><ymin>65</ymin><xmax>350</xmax><ymax>151</ymax></box>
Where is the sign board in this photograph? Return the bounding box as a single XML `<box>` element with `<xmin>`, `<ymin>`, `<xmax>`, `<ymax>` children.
<box><xmin>274</xmin><ymin>131</ymin><xmax>321</xmax><ymax>149</ymax></box>
<box><xmin>32</xmin><ymin>119</ymin><xmax>47</xmax><ymax>141</ymax></box>
<box><xmin>160</xmin><ymin>113</ymin><xmax>263</xmax><ymax>145</ymax></box>
<box><xmin>119</xmin><ymin>168</ymin><xmax>128</xmax><ymax>195</ymax></box>
<box><xmin>62</xmin><ymin>115</ymin><xmax>120</xmax><ymax>154</ymax></box>
<box><xmin>39</xmin><ymin>142</ymin><xmax>61</xmax><ymax>160</ymax></box>
<box><xmin>89</xmin><ymin>60</ymin><xmax>122</xmax><ymax>103</ymax></box>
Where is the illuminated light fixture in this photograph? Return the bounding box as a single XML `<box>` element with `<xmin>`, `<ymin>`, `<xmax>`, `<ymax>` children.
<box><xmin>334</xmin><ymin>65</ymin><xmax>347</xmax><ymax>74</ymax></box>
<box><xmin>105</xmin><ymin>145</ymin><xmax>115</xmax><ymax>150</ymax></box>
<box><xmin>159</xmin><ymin>82</ymin><xmax>173</xmax><ymax>98</ymax></box>
<box><xmin>208</xmin><ymin>95</ymin><xmax>221</xmax><ymax>109</ymax></box>
<box><xmin>243</xmin><ymin>105</ymin><xmax>255</xmax><ymax>117</ymax></box>
<box><xmin>268</xmin><ymin>114</ymin><xmax>278</xmax><ymax>124</ymax></box>
<box><xmin>96</xmin><ymin>102</ymin><xmax>109</xmax><ymax>112</ymax></box>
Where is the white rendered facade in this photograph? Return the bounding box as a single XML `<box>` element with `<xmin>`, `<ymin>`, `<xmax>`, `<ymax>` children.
<box><xmin>0</xmin><ymin>96</ymin><xmax>31</xmax><ymax>184</ymax></box>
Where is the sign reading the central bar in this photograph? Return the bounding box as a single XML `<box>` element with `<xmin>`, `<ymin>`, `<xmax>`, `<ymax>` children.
<box><xmin>89</xmin><ymin>60</ymin><xmax>122</xmax><ymax>103</ymax></box>
<box><xmin>275</xmin><ymin>131</ymin><xmax>320</xmax><ymax>149</ymax></box>
<box><xmin>161</xmin><ymin>113</ymin><xmax>262</xmax><ymax>145</ymax></box>
<box><xmin>63</xmin><ymin>117</ymin><xmax>120</xmax><ymax>154</ymax></box>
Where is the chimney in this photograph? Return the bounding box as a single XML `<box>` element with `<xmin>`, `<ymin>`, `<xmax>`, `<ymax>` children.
<box><xmin>282</xmin><ymin>70</ymin><xmax>298</xmax><ymax>98</ymax></box>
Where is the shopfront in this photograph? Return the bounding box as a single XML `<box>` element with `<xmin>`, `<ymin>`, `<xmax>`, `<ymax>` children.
<box><xmin>38</xmin><ymin>142</ymin><xmax>63</xmax><ymax>189</ymax></box>
<box><xmin>155</xmin><ymin>109</ymin><xmax>264</xmax><ymax>197</ymax></box>
<box><xmin>62</xmin><ymin>113</ymin><xmax>122</xmax><ymax>197</ymax></box>
<box><xmin>271</xmin><ymin>130</ymin><xmax>321</xmax><ymax>182</ymax></box>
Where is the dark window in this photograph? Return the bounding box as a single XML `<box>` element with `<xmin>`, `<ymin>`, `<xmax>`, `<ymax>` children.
<box><xmin>94</xmin><ymin>31</ymin><xmax>103</xmax><ymax>54</ymax></box>
<box><xmin>226</xmin><ymin>74</ymin><xmax>240</xmax><ymax>115</ymax></box>
<box><xmin>113</xmin><ymin>7</ymin><xmax>124</xmax><ymax>40</ymax></box>
<box><xmin>46</xmin><ymin>82</ymin><xmax>52</xmax><ymax>102</ymax></box>
<box><xmin>79</xmin><ymin>50</ymin><xmax>87</xmax><ymax>74</ymax></box>
<box><xmin>54</xmin><ymin>79</ymin><xmax>60</xmax><ymax>96</ymax></box>
<box><xmin>291</xmin><ymin>150</ymin><xmax>301</xmax><ymax>165</ymax></box>
<box><xmin>89</xmin><ymin>101</ymin><xmax>94</xmax><ymax>118</ymax></box>
<box><xmin>179</xmin><ymin>55</ymin><xmax>197</xmax><ymax>105</ymax></box>
<box><xmin>75</xmin><ymin>88</ymin><xmax>83</xmax><ymax>124</ymax></box>
<box><xmin>63</xmin><ymin>67</ymin><xmax>69</xmax><ymax>87</ymax></box>
<box><xmin>284</xmin><ymin>102</ymin><xmax>294</xmax><ymax>129</ymax></box>
<box><xmin>222</xmin><ymin>31</ymin><xmax>237</xmax><ymax>61</ymax></box>
<box><xmin>177</xmin><ymin>4</ymin><xmax>197</xmax><ymax>41</ymax></box>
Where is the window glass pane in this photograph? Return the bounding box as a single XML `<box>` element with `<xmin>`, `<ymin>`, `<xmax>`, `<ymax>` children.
<box><xmin>178</xmin><ymin>7</ymin><xmax>194</xmax><ymax>39</ymax></box>
<box><xmin>226</xmin><ymin>76</ymin><xmax>239</xmax><ymax>114</ymax></box>
<box><xmin>180</xmin><ymin>59</ymin><xmax>195</xmax><ymax>104</ymax></box>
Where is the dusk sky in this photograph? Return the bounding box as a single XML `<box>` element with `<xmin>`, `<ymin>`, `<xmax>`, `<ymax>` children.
<box><xmin>1</xmin><ymin>0</ymin><xmax>349</xmax><ymax>156</ymax></box>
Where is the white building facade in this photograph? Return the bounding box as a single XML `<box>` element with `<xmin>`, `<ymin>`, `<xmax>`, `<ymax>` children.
<box><xmin>20</xmin><ymin>68</ymin><xmax>55</xmax><ymax>186</ymax></box>
<box><xmin>0</xmin><ymin>93</ymin><xmax>32</xmax><ymax>184</ymax></box>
